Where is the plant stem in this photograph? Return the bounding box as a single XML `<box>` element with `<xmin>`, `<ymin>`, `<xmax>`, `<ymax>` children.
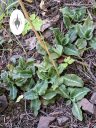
<box><xmin>18</xmin><ymin>0</ymin><xmax>59</xmax><ymax>75</ymax></box>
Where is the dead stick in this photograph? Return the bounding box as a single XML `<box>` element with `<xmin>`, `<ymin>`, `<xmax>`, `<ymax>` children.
<box><xmin>64</xmin><ymin>4</ymin><xmax>93</xmax><ymax>7</ymax></box>
<box><xmin>18</xmin><ymin>0</ymin><xmax>59</xmax><ymax>75</ymax></box>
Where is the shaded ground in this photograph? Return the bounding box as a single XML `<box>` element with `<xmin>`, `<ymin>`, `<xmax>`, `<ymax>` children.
<box><xmin>0</xmin><ymin>0</ymin><xmax>96</xmax><ymax>128</ymax></box>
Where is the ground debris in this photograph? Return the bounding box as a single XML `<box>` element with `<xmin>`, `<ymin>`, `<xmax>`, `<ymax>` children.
<box><xmin>90</xmin><ymin>92</ymin><xmax>96</xmax><ymax>104</ymax></box>
<box><xmin>40</xmin><ymin>22</ymin><xmax>51</xmax><ymax>32</ymax></box>
<box><xmin>37</xmin><ymin>116</ymin><xmax>55</xmax><ymax>128</ymax></box>
<box><xmin>25</xmin><ymin>37</ymin><xmax>37</xmax><ymax>50</ymax></box>
<box><xmin>0</xmin><ymin>95</ymin><xmax>8</xmax><ymax>113</ymax></box>
<box><xmin>79</xmin><ymin>98</ymin><xmax>94</xmax><ymax>114</ymax></box>
<box><xmin>57</xmin><ymin>116</ymin><xmax>69</xmax><ymax>126</ymax></box>
<box><xmin>49</xmin><ymin>111</ymin><xmax>63</xmax><ymax>117</ymax></box>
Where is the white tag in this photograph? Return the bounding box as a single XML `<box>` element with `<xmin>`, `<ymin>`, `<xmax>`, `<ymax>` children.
<box><xmin>10</xmin><ymin>9</ymin><xmax>25</xmax><ymax>35</ymax></box>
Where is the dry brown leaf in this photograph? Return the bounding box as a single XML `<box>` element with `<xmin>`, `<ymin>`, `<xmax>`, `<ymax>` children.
<box><xmin>53</xmin><ymin>0</ymin><xmax>61</xmax><ymax>3</ymax></box>
<box><xmin>90</xmin><ymin>93</ymin><xmax>96</xmax><ymax>104</ymax></box>
<box><xmin>25</xmin><ymin>37</ymin><xmax>37</xmax><ymax>50</ymax></box>
<box><xmin>40</xmin><ymin>22</ymin><xmax>51</xmax><ymax>32</ymax></box>
<box><xmin>57</xmin><ymin>116</ymin><xmax>69</xmax><ymax>126</ymax></box>
<box><xmin>79</xmin><ymin>98</ymin><xmax>94</xmax><ymax>114</ymax></box>
<box><xmin>40</xmin><ymin>0</ymin><xmax>47</xmax><ymax>12</ymax></box>
<box><xmin>51</xmin><ymin>15</ymin><xmax>60</xmax><ymax>23</ymax></box>
<box><xmin>37</xmin><ymin>116</ymin><xmax>55</xmax><ymax>128</ymax></box>
<box><xmin>0</xmin><ymin>95</ymin><xmax>8</xmax><ymax>113</ymax></box>
<box><xmin>25</xmin><ymin>0</ymin><xmax>33</xmax><ymax>3</ymax></box>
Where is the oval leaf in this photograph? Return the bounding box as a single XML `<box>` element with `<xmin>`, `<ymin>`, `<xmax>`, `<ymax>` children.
<box><xmin>64</xmin><ymin>74</ymin><xmax>84</xmax><ymax>87</ymax></box>
<box><xmin>64</xmin><ymin>44</ymin><xmax>79</xmax><ymax>56</ymax></box>
<box><xmin>69</xmin><ymin>87</ymin><xmax>90</xmax><ymax>102</ymax></box>
<box><xmin>43</xmin><ymin>90</ymin><xmax>57</xmax><ymax>100</ymax></box>
<box><xmin>72</xmin><ymin>102</ymin><xmax>83</xmax><ymax>121</ymax></box>
<box><xmin>24</xmin><ymin>89</ymin><xmax>38</xmax><ymax>100</ymax></box>
<box><xmin>59</xmin><ymin>84</ymin><xmax>70</xmax><ymax>99</ymax></box>
<box><xmin>33</xmin><ymin>81</ymin><xmax>48</xmax><ymax>96</ymax></box>
<box><xmin>89</xmin><ymin>37</ymin><xmax>96</xmax><ymax>49</ymax></box>
<box><xmin>75</xmin><ymin>39</ymin><xmax>87</xmax><ymax>50</ymax></box>
<box><xmin>30</xmin><ymin>98</ymin><xmax>41</xmax><ymax>116</ymax></box>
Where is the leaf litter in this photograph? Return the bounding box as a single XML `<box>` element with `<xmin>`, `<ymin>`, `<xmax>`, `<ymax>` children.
<box><xmin>0</xmin><ymin>0</ymin><xmax>96</xmax><ymax>128</ymax></box>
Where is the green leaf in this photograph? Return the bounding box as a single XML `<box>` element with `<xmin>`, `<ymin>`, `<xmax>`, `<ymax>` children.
<box><xmin>61</xmin><ymin>34</ymin><xmax>70</xmax><ymax>45</ymax></box>
<box><xmin>83</xmin><ymin>17</ymin><xmax>94</xmax><ymax>40</ymax></box>
<box><xmin>58</xmin><ymin>63</ymin><xmax>68</xmax><ymax>74</ymax></box>
<box><xmin>60</xmin><ymin>7</ymin><xmax>73</xmax><ymax>19</ymax></box>
<box><xmin>69</xmin><ymin>87</ymin><xmax>90</xmax><ymax>102</ymax></box>
<box><xmin>15</xmin><ymin>78</ymin><xmax>27</xmax><ymax>87</ymax></box>
<box><xmin>36</xmin><ymin>44</ymin><xmax>47</xmax><ymax>55</ymax></box>
<box><xmin>18</xmin><ymin>57</ymin><xmax>26</xmax><ymax>69</ymax></box>
<box><xmin>22</xmin><ymin>14</ymin><xmax>43</xmax><ymax>35</ymax></box>
<box><xmin>9</xmin><ymin>85</ymin><xmax>17</xmax><ymax>100</ymax></box>
<box><xmin>1</xmin><ymin>71</ymin><xmax>8</xmax><ymax>82</ymax></box>
<box><xmin>30</xmin><ymin>98</ymin><xmax>41</xmax><ymax>116</ymax></box>
<box><xmin>0</xmin><ymin>36</ymin><xmax>5</xmax><ymax>45</ymax></box>
<box><xmin>21</xmin><ymin>78</ymin><xmax>35</xmax><ymax>91</ymax></box>
<box><xmin>73</xmin><ymin>7</ymin><xmax>86</xmax><ymax>22</ymax></box>
<box><xmin>64</xmin><ymin>74</ymin><xmax>84</xmax><ymax>87</ymax></box>
<box><xmin>24</xmin><ymin>89</ymin><xmax>38</xmax><ymax>100</ymax></box>
<box><xmin>64</xmin><ymin>57</ymin><xmax>75</xmax><ymax>64</ymax></box>
<box><xmin>59</xmin><ymin>84</ymin><xmax>70</xmax><ymax>99</ymax></box>
<box><xmin>52</xmin><ymin>45</ymin><xmax>63</xmax><ymax>56</ymax></box>
<box><xmin>64</xmin><ymin>44</ymin><xmax>79</xmax><ymax>56</ymax></box>
<box><xmin>27</xmin><ymin>58</ymin><xmax>35</xmax><ymax>65</ymax></box>
<box><xmin>52</xmin><ymin>28</ymin><xmax>64</xmax><ymax>45</ymax></box>
<box><xmin>63</xmin><ymin>15</ymin><xmax>71</xmax><ymax>28</ymax></box>
<box><xmin>89</xmin><ymin>37</ymin><xmax>96</xmax><ymax>49</ymax></box>
<box><xmin>83</xmin><ymin>16</ymin><xmax>93</xmax><ymax>29</ymax></box>
<box><xmin>51</xmin><ymin>76</ymin><xmax>64</xmax><ymax>90</ymax></box>
<box><xmin>84</xmin><ymin>28</ymin><xmax>93</xmax><ymax>40</ymax></box>
<box><xmin>12</xmin><ymin>69</ymin><xmax>32</xmax><ymax>79</ymax></box>
<box><xmin>60</xmin><ymin>7</ymin><xmax>86</xmax><ymax>23</ymax></box>
<box><xmin>76</xmin><ymin>24</ymin><xmax>85</xmax><ymax>38</ymax></box>
<box><xmin>68</xmin><ymin>28</ymin><xmax>77</xmax><ymax>42</ymax></box>
<box><xmin>75</xmin><ymin>39</ymin><xmax>87</xmax><ymax>50</ymax></box>
<box><xmin>33</xmin><ymin>81</ymin><xmax>48</xmax><ymax>95</ymax></box>
<box><xmin>72</xmin><ymin>102</ymin><xmax>83</xmax><ymax>121</ymax></box>
<box><xmin>43</xmin><ymin>90</ymin><xmax>57</xmax><ymax>100</ymax></box>
<box><xmin>43</xmin><ymin>97</ymin><xmax>56</xmax><ymax>106</ymax></box>
<box><xmin>50</xmin><ymin>45</ymin><xmax>63</xmax><ymax>59</ymax></box>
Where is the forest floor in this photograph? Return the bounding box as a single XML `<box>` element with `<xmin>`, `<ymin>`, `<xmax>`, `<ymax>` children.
<box><xmin>0</xmin><ymin>0</ymin><xmax>96</xmax><ymax>128</ymax></box>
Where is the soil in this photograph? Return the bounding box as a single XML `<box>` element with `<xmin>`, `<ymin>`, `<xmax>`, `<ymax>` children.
<box><xmin>0</xmin><ymin>0</ymin><xmax>96</xmax><ymax>128</ymax></box>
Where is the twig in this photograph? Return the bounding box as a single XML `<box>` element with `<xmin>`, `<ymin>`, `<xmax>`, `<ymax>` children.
<box><xmin>18</xmin><ymin>0</ymin><xmax>59</xmax><ymax>75</ymax></box>
<box><xmin>14</xmin><ymin>35</ymin><xmax>27</xmax><ymax>58</ymax></box>
<box><xmin>64</xmin><ymin>4</ymin><xmax>93</xmax><ymax>8</ymax></box>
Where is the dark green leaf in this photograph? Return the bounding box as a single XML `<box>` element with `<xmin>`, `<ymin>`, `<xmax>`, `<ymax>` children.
<box><xmin>43</xmin><ymin>90</ymin><xmax>57</xmax><ymax>100</ymax></box>
<box><xmin>89</xmin><ymin>37</ymin><xmax>96</xmax><ymax>49</ymax></box>
<box><xmin>59</xmin><ymin>84</ymin><xmax>70</xmax><ymax>99</ymax></box>
<box><xmin>52</xmin><ymin>28</ymin><xmax>64</xmax><ymax>45</ymax></box>
<box><xmin>15</xmin><ymin>78</ymin><xmax>27</xmax><ymax>87</ymax></box>
<box><xmin>68</xmin><ymin>87</ymin><xmax>90</xmax><ymax>102</ymax></box>
<box><xmin>9</xmin><ymin>85</ymin><xmax>17</xmax><ymax>100</ymax></box>
<box><xmin>30</xmin><ymin>98</ymin><xmax>41</xmax><ymax>116</ymax></box>
<box><xmin>64</xmin><ymin>74</ymin><xmax>84</xmax><ymax>87</ymax></box>
<box><xmin>72</xmin><ymin>102</ymin><xmax>83</xmax><ymax>121</ymax></box>
<box><xmin>68</xmin><ymin>28</ymin><xmax>77</xmax><ymax>42</ymax></box>
<box><xmin>63</xmin><ymin>15</ymin><xmax>71</xmax><ymax>28</ymax></box>
<box><xmin>33</xmin><ymin>81</ymin><xmax>48</xmax><ymax>95</ymax></box>
<box><xmin>64</xmin><ymin>57</ymin><xmax>75</xmax><ymax>64</ymax></box>
<box><xmin>61</xmin><ymin>34</ymin><xmax>70</xmax><ymax>45</ymax></box>
<box><xmin>51</xmin><ymin>76</ymin><xmax>64</xmax><ymax>90</ymax></box>
<box><xmin>58</xmin><ymin>63</ymin><xmax>68</xmax><ymax>74</ymax></box>
<box><xmin>75</xmin><ymin>39</ymin><xmax>87</xmax><ymax>50</ymax></box>
<box><xmin>24</xmin><ymin>89</ymin><xmax>38</xmax><ymax>100</ymax></box>
<box><xmin>64</xmin><ymin>44</ymin><xmax>79</xmax><ymax>56</ymax></box>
